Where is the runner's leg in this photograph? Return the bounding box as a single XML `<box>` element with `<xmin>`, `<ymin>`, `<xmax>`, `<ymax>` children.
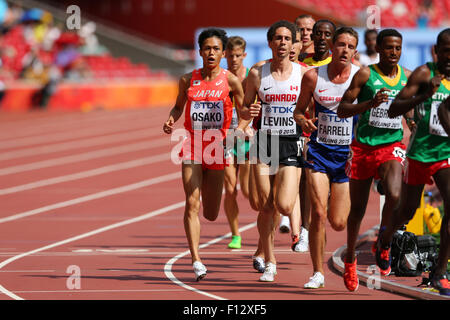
<box><xmin>254</xmin><ymin>162</ymin><xmax>276</xmax><ymax>265</ymax></box>
<box><xmin>182</xmin><ymin>163</ymin><xmax>203</xmax><ymax>263</ymax></box>
<box><xmin>378</xmin><ymin>160</ymin><xmax>403</xmax><ymax>229</ymax></box>
<box><xmin>432</xmin><ymin>167</ymin><xmax>450</xmax><ymax>276</ymax></box>
<box><xmin>307</xmin><ymin>169</ymin><xmax>330</xmax><ymax>275</ymax></box>
<box><xmin>224</xmin><ymin>163</ymin><xmax>240</xmax><ymax>237</ymax></box>
<box><xmin>345</xmin><ymin>178</ymin><xmax>372</xmax><ymax>263</ymax></box>
<box><xmin>201</xmin><ymin>168</ymin><xmax>225</xmax><ymax>222</ymax></box>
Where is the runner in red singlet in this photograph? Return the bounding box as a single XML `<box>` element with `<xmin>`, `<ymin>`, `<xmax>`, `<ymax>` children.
<box><xmin>163</xmin><ymin>28</ymin><xmax>244</xmax><ymax>281</ymax></box>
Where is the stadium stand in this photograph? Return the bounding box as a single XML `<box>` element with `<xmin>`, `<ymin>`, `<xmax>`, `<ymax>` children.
<box><xmin>0</xmin><ymin>1</ymin><xmax>176</xmax><ymax>111</ymax></box>
<box><xmin>287</xmin><ymin>0</ymin><xmax>449</xmax><ymax>28</ymax></box>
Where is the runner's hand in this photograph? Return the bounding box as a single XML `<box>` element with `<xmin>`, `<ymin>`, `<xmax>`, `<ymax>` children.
<box><xmin>406</xmin><ymin>118</ymin><xmax>417</xmax><ymax>132</ymax></box>
<box><xmin>426</xmin><ymin>74</ymin><xmax>444</xmax><ymax>98</ymax></box>
<box><xmin>300</xmin><ymin>117</ymin><xmax>318</xmax><ymax>134</ymax></box>
<box><xmin>249</xmin><ymin>103</ymin><xmax>261</xmax><ymax>117</ymax></box>
<box><xmin>371</xmin><ymin>87</ymin><xmax>390</xmax><ymax>108</ymax></box>
<box><xmin>244</xmin><ymin>125</ymin><xmax>255</xmax><ymax>138</ymax></box>
<box><xmin>163</xmin><ymin>117</ymin><xmax>174</xmax><ymax>134</ymax></box>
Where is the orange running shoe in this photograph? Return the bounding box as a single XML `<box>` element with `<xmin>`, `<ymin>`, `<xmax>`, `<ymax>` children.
<box><xmin>291</xmin><ymin>234</ymin><xmax>299</xmax><ymax>252</ymax></box>
<box><xmin>344</xmin><ymin>258</ymin><xmax>359</xmax><ymax>292</ymax></box>
<box><xmin>431</xmin><ymin>274</ymin><xmax>450</xmax><ymax>296</ymax></box>
<box><xmin>375</xmin><ymin>246</ymin><xmax>391</xmax><ymax>276</ymax></box>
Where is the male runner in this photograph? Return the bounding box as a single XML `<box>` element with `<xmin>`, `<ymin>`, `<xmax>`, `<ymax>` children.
<box><xmin>376</xmin><ymin>28</ymin><xmax>450</xmax><ymax>296</ymax></box>
<box><xmin>295</xmin><ymin>14</ymin><xmax>315</xmax><ymax>61</ymax></box>
<box><xmin>301</xmin><ymin>19</ymin><xmax>335</xmax><ymax>67</ymax></box>
<box><xmin>294</xmin><ymin>27</ymin><xmax>360</xmax><ymax>289</ymax></box>
<box><xmin>279</xmin><ymin>26</ymin><xmax>311</xmax><ymax>254</ymax></box>
<box><xmin>224</xmin><ymin>36</ymin><xmax>251</xmax><ymax>249</ymax></box>
<box><xmin>291</xmin><ymin>20</ymin><xmax>337</xmax><ymax>253</ymax></box>
<box><xmin>356</xmin><ymin>29</ymin><xmax>379</xmax><ymax>67</ymax></box>
<box><xmin>163</xmin><ymin>28</ymin><xmax>244</xmax><ymax>281</ymax></box>
<box><xmin>336</xmin><ymin>29</ymin><xmax>411</xmax><ymax>291</ymax></box>
<box><xmin>240</xmin><ymin>20</ymin><xmax>305</xmax><ymax>282</ymax></box>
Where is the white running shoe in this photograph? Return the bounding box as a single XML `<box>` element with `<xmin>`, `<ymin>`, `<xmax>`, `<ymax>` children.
<box><xmin>304</xmin><ymin>272</ymin><xmax>325</xmax><ymax>289</ymax></box>
<box><xmin>259</xmin><ymin>262</ymin><xmax>277</xmax><ymax>282</ymax></box>
<box><xmin>279</xmin><ymin>215</ymin><xmax>291</xmax><ymax>233</ymax></box>
<box><xmin>252</xmin><ymin>256</ymin><xmax>265</xmax><ymax>273</ymax></box>
<box><xmin>294</xmin><ymin>227</ymin><xmax>309</xmax><ymax>252</ymax></box>
<box><xmin>193</xmin><ymin>261</ymin><xmax>207</xmax><ymax>281</ymax></box>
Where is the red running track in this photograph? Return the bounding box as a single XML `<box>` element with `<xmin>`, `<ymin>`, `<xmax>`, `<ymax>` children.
<box><xmin>0</xmin><ymin>107</ymin><xmax>410</xmax><ymax>301</ymax></box>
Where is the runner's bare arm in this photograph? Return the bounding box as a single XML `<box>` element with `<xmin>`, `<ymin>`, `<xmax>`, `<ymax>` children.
<box><xmin>389</xmin><ymin>65</ymin><xmax>442</xmax><ymax>118</ymax></box>
<box><xmin>163</xmin><ymin>73</ymin><xmax>190</xmax><ymax>134</ymax></box>
<box><xmin>337</xmin><ymin>67</ymin><xmax>375</xmax><ymax>118</ymax></box>
<box><xmin>238</xmin><ymin>67</ymin><xmax>261</xmax><ymax>127</ymax></box>
<box><xmin>438</xmin><ymin>96</ymin><xmax>450</xmax><ymax>136</ymax></box>
<box><xmin>294</xmin><ymin>68</ymin><xmax>318</xmax><ymax>134</ymax></box>
<box><xmin>228</xmin><ymin>71</ymin><xmax>245</xmax><ymax>118</ymax></box>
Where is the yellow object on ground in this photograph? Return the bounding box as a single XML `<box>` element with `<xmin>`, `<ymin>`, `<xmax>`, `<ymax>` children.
<box><xmin>423</xmin><ymin>204</ymin><xmax>442</xmax><ymax>234</ymax></box>
<box><xmin>406</xmin><ymin>192</ymin><xmax>424</xmax><ymax>235</ymax></box>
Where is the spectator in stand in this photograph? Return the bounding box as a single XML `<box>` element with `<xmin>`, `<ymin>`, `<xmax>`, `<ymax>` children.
<box><xmin>78</xmin><ymin>21</ymin><xmax>107</xmax><ymax>55</ymax></box>
<box><xmin>416</xmin><ymin>0</ymin><xmax>434</xmax><ymax>29</ymax></box>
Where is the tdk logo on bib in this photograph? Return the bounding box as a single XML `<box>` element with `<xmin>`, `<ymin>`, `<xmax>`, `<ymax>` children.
<box><xmin>270</xmin><ymin>106</ymin><xmax>294</xmax><ymax>113</ymax></box>
<box><xmin>194</xmin><ymin>101</ymin><xmax>222</xmax><ymax>109</ymax></box>
<box><xmin>321</xmin><ymin>114</ymin><xmax>350</xmax><ymax>123</ymax></box>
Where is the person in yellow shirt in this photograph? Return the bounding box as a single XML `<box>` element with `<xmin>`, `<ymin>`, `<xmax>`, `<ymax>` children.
<box><xmin>301</xmin><ymin>19</ymin><xmax>335</xmax><ymax>67</ymax></box>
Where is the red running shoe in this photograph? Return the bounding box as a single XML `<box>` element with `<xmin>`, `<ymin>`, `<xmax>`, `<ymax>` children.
<box><xmin>344</xmin><ymin>258</ymin><xmax>359</xmax><ymax>292</ymax></box>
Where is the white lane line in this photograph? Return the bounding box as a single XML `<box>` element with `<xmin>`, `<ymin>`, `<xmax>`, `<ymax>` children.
<box><xmin>13</xmin><ymin>289</ymin><xmax>185</xmax><ymax>294</ymax></box>
<box><xmin>0</xmin><ymin>200</ymin><xmax>186</xmax><ymax>300</ymax></box>
<box><xmin>0</xmin><ymin>109</ymin><xmax>162</xmax><ymax>141</ymax></box>
<box><xmin>0</xmin><ymin>138</ymin><xmax>170</xmax><ymax>176</ymax></box>
<box><xmin>0</xmin><ymin>270</ymin><xmax>55</xmax><ymax>273</ymax></box>
<box><xmin>163</xmin><ymin>222</ymin><xmax>257</xmax><ymax>301</ymax></box>
<box><xmin>0</xmin><ymin>171</ymin><xmax>180</xmax><ymax>224</ymax></box>
<box><xmin>0</xmin><ymin>153</ymin><xmax>170</xmax><ymax>195</ymax></box>
<box><xmin>0</xmin><ymin>126</ymin><xmax>162</xmax><ymax>161</ymax></box>
<box><xmin>0</xmin><ymin>116</ymin><xmax>160</xmax><ymax>150</ymax></box>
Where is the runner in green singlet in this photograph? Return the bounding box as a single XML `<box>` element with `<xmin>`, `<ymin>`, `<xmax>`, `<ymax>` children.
<box><xmin>224</xmin><ymin>36</ymin><xmax>252</xmax><ymax>249</ymax></box>
<box><xmin>337</xmin><ymin>29</ymin><xmax>413</xmax><ymax>291</ymax></box>
<box><xmin>378</xmin><ymin>28</ymin><xmax>450</xmax><ymax>296</ymax></box>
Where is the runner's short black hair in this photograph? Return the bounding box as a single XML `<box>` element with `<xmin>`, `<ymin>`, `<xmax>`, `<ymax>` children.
<box><xmin>376</xmin><ymin>29</ymin><xmax>402</xmax><ymax>46</ymax></box>
<box><xmin>267</xmin><ymin>20</ymin><xmax>296</xmax><ymax>42</ymax></box>
<box><xmin>198</xmin><ymin>28</ymin><xmax>228</xmax><ymax>50</ymax></box>
<box><xmin>312</xmin><ymin>19</ymin><xmax>336</xmax><ymax>34</ymax></box>
<box><xmin>437</xmin><ymin>28</ymin><xmax>450</xmax><ymax>48</ymax></box>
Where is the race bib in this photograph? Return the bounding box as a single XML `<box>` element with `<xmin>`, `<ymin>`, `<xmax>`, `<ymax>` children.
<box><xmin>229</xmin><ymin>108</ymin><xmax>238</xmax><ymax>129</ymax></box>
<box><xmin>190</xmin><ymin>101</ymin><xmax>224</xmax><ymax>130</ymax></box>
<box><xmin>261</xmin><ymin>104</ymin><xmax>296</xmax><ymax>135</ymax></box>
<box><xmin>392</xmin><ymin>146</ymin><xmax>406</xmax><ymax>162</ymax></box>
<box><xmin>369</xmin><ymin>99</ymin><xmax>402</xmax><ymax>129</ymax></box>
<box><xmin>429</xmin><ymin>101</ymin><xmax>448</xmax><ymax>137</ymax></box>
<box><xmin>317</xmin><ymin>112</ymin><xmax>353</xmax><ymax>145</ymax></box>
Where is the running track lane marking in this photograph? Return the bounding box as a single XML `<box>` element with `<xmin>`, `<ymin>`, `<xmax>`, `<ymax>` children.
<box><xmin>0</xmin><ymin>115</ymin><xmax>160</xmax><ymax>150</ymax></box>
<box><xmin>0</xmin><ymin>139</ymin><xmax>169</xmax><ymax>176</ymax></box>
<box><xmin>0</xmin><ymin>171</ymin><xmax>180</xmax><ymax>224</ymax></box>
<box><xmin>0</xmin><ymin>201</ymin><xmax>186</xmax><ymax>300</ymax></box>
<box><xmin>0</xmin><ymin>126</ymin><xmax>162</xmax><ymax>161</ymax></box>
<box><xmin>163</xmin><ymin>222</ymin><xmax>257</xmax><ymax>301</ymax></box>
<box><xmin>0</xmin><ymin>153</ymin><xmax>170</xmax><ymax>195</ymax></box>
